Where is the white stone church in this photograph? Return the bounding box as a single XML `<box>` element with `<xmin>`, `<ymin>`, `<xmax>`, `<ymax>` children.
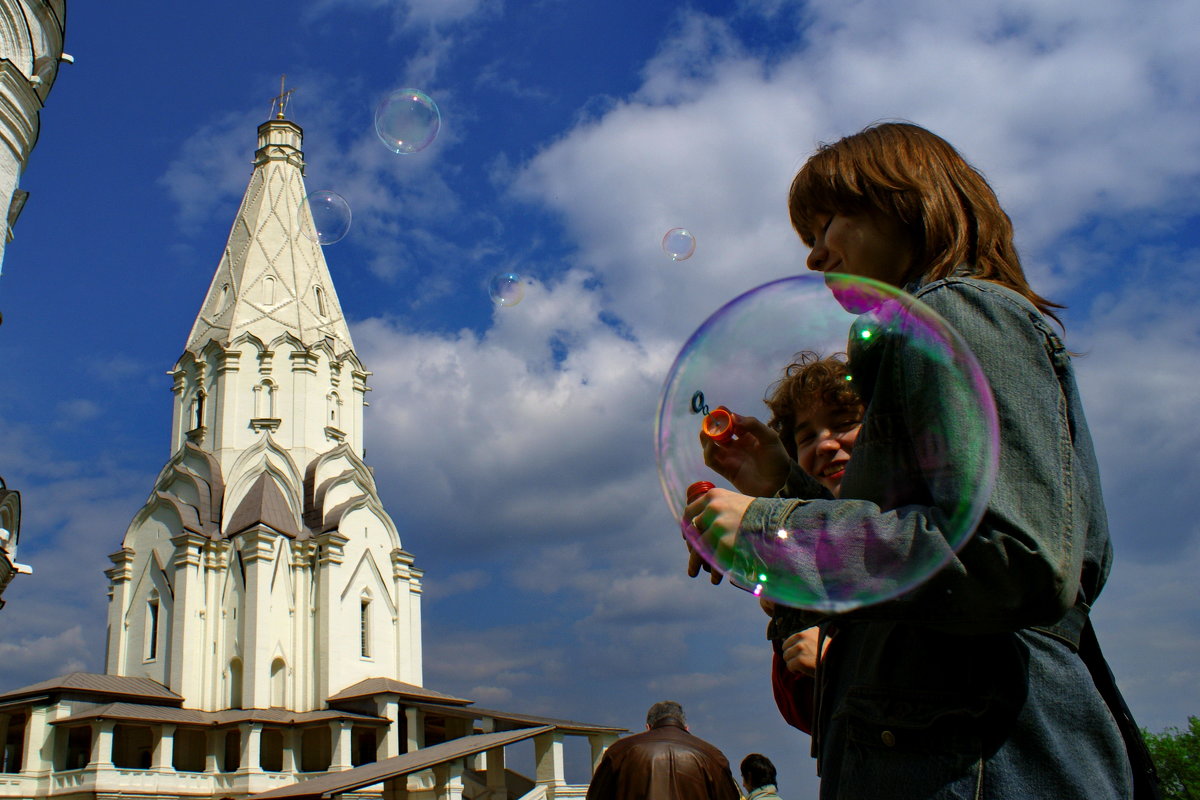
<box><xmin>0</xmin><ymin>107</ymin><xmax>621</xmax><ymax>800</ymax></box>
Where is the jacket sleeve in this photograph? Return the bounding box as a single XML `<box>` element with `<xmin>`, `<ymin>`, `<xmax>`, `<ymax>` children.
<box><xmin>585</xmin><ymin>754</ymin><xmax>615</xmax><ymax>800</ymax></box>
<box><xmin>738</xmin><ymin>280</ymin><xmax>1083</xmax><ymax>631</ymax></box>
<box><xmin>771</xmin><ymin>650</ymin><xmax>815</xmax><ymax>734</ymax></box>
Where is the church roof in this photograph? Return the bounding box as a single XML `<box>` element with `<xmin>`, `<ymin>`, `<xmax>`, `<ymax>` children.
<box><xmin>327</xmin><ymin>678</ymin><xmax>472</xmax><ymax>706</ymax></box>
<box><xmin>184</xmin><ymin>118</ymin><xmax>354</xmax><ymax>357</ymax></box>
<box><xmin>51</xmin><ymin>702</ymin><xmax>388</xmax><ymax>728</ymax></box>
<box><xmin>0</xmin><ymin>672</ymin><xmax>182</xmax><ymax>705</ymax></box>
<box><xmin>250</xmin><ymin>726</ymin><xmax>555</xmax><ymax>800</ymax></box>
<box><xmin>226</xmin><ymin>472</ymin><xmax>303</xmax><ymax>539</ymax></box>
<box><xmin>444</xmin><ymin>704</ymin><xmax>626</xmax><ymax>735</ymax></box>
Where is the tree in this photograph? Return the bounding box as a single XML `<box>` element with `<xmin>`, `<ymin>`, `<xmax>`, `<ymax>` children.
<box><xmin>1143</xmin><ymin>716</ymin><xmax>1200</xmax><ymax>800</ymax></box>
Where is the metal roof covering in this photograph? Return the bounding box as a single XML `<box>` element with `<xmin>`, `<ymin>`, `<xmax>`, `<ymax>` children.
<box><xmin>51</xmin><ymin>702</ymin><xmax>388</xmax><ymax>728</ymax></box>
<box><xmin>394</xmin><ymin>700</ymin><xmax>626</xmax><ymax>736</ymax></box>
<box><xmin>250</xmin><ymin>726</ymin><xmax>554</xmax><ymax>800</ymax></box>
<box><xmin>326</xmin><ymin>678</ymin><xmax>472</xmax><ymax>706</ymax></box>
<box><xmin>226</xmin><ymin>472</ymin><xmax>302</xmax><ymax>539</ymax></box>
<box><xmin>0</xmin><ymin>673</ymin><xmax>182</xmax><ymax>705</ymax></box>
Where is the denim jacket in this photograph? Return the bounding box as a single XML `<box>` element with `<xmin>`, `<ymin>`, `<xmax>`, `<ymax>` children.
<box><xmin>742</xmin><ymin>277</ymin><xmax>1131</xmax><ymax>799</ymax></box>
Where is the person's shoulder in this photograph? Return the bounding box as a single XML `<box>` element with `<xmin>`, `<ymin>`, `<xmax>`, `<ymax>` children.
<box><xmin>915</xmin><ymin>275</ymin><xmax>1030</xmax><ymax>309</ymax></box>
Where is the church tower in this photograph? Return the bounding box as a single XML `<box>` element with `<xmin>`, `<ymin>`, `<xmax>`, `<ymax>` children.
<box><xmin>102</xmin><ymin>109</ymin><xmax>423</xmax><ymax>713</ymax></box>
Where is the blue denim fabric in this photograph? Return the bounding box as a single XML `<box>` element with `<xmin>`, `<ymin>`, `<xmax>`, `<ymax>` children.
<box><xmin>742</xmin><ymin>277</ymin><xmax>1131</xmax><ymax>799</ymax></box>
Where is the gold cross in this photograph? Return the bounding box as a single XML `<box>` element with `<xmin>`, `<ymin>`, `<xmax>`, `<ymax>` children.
<box><xmin>270</xmin><ymin>74</ymin><xmax>295</xmax><ymax>120</ymax></box>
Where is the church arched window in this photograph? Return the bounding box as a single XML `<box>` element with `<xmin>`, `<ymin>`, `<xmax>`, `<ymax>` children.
<box><xmin>327</xmin><ymin>392</ymin><xmax>342</xmax><ymax>429</ymax></box>
<box><xmin>145</xmin><ymin>591</ymin><xmax>160</xmax><ymax>661</ymax></box>
<box><xmin>254</xmin><ymin>380</ymin><xmax>276</xmax><ymax>418</ymax></box>
<box><xmin>263</xmin><ymin>275</ymin><xmax>276</xmax><ymax>305</ymax></box>
<box><xmin>314</xmin><ymin>286</ymin><xmax>327</xmax><ymax>317</ymax></box>
<box><xmin>270</xmin><ymin>658</ymin><xmax>287</xmax><ymax>708</ymax></box>
<box><xmin>360</xmin><ymin>594</ymin><xmax>372</xmax><ymax>659</ymax></box>
<box><xmin>191</xmin><ymin>390</ymin><xmax>206</xmax><ymax>430</ymax></box>
<box><xmin>228</xmin><ymin>658</ymin><xmax>244</xmax><ymax>709</ymax></box>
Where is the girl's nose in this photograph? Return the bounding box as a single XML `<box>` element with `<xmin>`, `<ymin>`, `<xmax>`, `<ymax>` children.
<box><xmin>806</xmin><ymin>242</ymin><xmax>827</xmax><ymax>272</ymax></box>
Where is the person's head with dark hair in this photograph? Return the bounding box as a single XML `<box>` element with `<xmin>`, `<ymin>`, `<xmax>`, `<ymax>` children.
<box><xmin>788</xmin><ymin>121</ymin><xmax>1063</xmax><ymax>326</ymax></box>
<box><xmin>739</xmin><ymin>753</ymin><xmax>778</xmax><ymax>793</ymax></box>
<box><xmin>764</xmin><ymin>351</ymin><xmax>862</xmax><ymax>496</ymax></box>
<box><xmin>645</xmin><ymin>700</ymin><xmax>686</xmax><ymax>730</ymax></box>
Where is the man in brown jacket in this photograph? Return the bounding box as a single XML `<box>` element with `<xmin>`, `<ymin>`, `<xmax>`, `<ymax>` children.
<box><xmin>586</xmin><ymin>701</ymin><xmax>741</xmax><ymax>800</ymax></box>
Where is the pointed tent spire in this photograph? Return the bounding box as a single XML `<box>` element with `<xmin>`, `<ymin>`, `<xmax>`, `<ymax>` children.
<box><xmin>185</xmin><ymin>111</ymin><xmax>354</xmax><ymax>356</ymax></box>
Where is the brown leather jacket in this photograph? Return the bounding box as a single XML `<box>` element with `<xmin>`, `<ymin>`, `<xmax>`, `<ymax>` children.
<box><xmin>586</xmin><ymin>721</ymin><xmax>741</xmax><ymax>800</ymax></box>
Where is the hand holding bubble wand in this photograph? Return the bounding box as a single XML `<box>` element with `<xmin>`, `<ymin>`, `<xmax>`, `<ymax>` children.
<box><xmin>682</xmin><ymin>391</ymin><xmax>777</xmax><ymax>596</ymax></box>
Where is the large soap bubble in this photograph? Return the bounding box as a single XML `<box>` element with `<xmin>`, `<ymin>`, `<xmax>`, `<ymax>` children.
<box><xmin>375</xmin><ymin>89</ymin><xmax>441</xmax><ymax>154</ymax></box>
<box><xmin>655</xmin><ymin>273</ymin><xmax>998</xmax><ymax>612</ymax></box>
<box><xmin>299</xmin><ymin>190</ymin><xmax>352</xmax><ymax>245</ymax></box>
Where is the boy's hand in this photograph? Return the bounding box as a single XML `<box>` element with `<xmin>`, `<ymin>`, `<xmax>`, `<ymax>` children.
<box><xmin>700</xmin><ymin>409</ymin><xmax>793</xmax><ymax>497</ymax></box>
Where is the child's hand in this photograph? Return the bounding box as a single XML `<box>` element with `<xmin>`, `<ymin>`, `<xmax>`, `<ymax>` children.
<box><xmin>683</xmin><ymin>487</ymin><xmax>754</xmax><ymax>574</ymax></box>
<box><xmin>781</xmin><ymin>627</ymin><xmax>830</xmax><ymax>677</ymax></box>
<box><xmin>699</xmin><ymin>409</ymin><xmax>793</xmax><ymax>497</ymax></box>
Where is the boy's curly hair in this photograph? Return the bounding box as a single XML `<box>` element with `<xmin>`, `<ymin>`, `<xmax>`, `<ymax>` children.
<box><xmin>765</xmin><ymin>352</ymin><xmax>861</xmax><ymax>460</ymax></box>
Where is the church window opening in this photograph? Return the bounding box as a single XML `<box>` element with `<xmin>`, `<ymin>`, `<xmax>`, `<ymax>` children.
<box><xmin>327</xmin><ymin>392</ymin><xmax>342</xmax><ymax>428</ymax></box>
<box><xmin>315</xmin><ymin>286</ymin><xmax>327</xmax><ymax>317</ymax></box>
<box><xmin>146</xmin><ymin>593</ymin><xmax>160</xmax><ymax>660</ymax></box>
<box><xmin>360</xmin><ymin>597</ymin><xmax>371</xmax><ymax>658</ymax></box>
<box><xmin>191</xmin><ymin>391</ymin><xmax>207</xmax><ymax>430</ymax></box>
<box><xmin>219</xmin><ymin>282</ymin><xmax>230</xmax><ymax>308</ymax></box>
<box><xmin>255</xmin><ymin>380</ymin><xmax>277</xmax><ymax>418</ymax></box>
<box><xmin>270</xmin><ymin>658</ymin><xmax>286</xmax><ymax>708</ymax></box>
<box><xmin>263</xmin><ymin>275</ymin><xmax>276</xmax><ymax>305</ymax></box>
<box><xmin>228</xmin><ymin>658</ymin><xmax>244</xmax><ymax>709</ymax></box>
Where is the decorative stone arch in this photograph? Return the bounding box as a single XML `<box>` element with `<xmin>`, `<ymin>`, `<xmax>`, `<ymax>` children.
<box><xmin>225</xmin><ymin>435</ymin><xmax>305</xmax><ymax>522</ymax></box>
<box><xmin>0</xmin><ymin>4</ymin><xmax>35</xmax><ymax>71</ymax></box>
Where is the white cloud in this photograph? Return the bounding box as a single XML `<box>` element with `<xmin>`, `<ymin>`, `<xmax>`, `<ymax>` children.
<box><xmin>0</xmin><ymin>626</ymin><xmax>90</xmax><ymax>679</ymax></box>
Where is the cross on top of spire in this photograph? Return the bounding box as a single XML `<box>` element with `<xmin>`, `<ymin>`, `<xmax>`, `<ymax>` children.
<box><xmin>270</xmin><ymin>74</ymin><xmax>295</xmax><ymax>120</ymax></box>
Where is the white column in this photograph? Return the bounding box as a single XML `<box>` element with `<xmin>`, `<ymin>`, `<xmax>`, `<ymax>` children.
<box><xmin>382</xmin><ymin>776</ymin><xmax>410</xmax><ymax>800</ymax></box>
<box><xmin>20</xmin><ymin>706</ymin><xmax>50</xmax><ymax>775</ymax></box>
<box><xmin>329</xmin><ymin>720</ymin><xmax>352</xmax><ymax>771</ymax></box>
<box><xmin>589</xmin><ymin>733</ymin><xmax>618</xmax><ymax>775</ymax></box>
<box><xmin>169</xmin><ymin>534</ymin><xmax>207</xmax><ymax>701</ymax></box>
<box><xmin>152</xmin><ymin>724</ymin><xmax>176</xmax><ymax>772</ymax></box>
<box><xmin>240</xmin><ymin>531</ymin><xmax>277</xmax><ymax>709</ymax></box>
<box><xmin>280</xmin><ymin>728</ymin><xmax>297</xmax><ymax>774</ymax></box>
<box><xmin>484</xmin><ymin>746</ymin><xmax>506</xmax><ymax>796</ymax></box>
<box><xmin>238</xmin><ymin>723</ymin><xmax>262</xmax><ymax>774</ymax></box>
<box><xmin>204</xmin><ymin>729</ymin><xmax>221</xmax><ymax>773</ymax></box>
<box><xmin>376</xmin><ymin>698</ymin><xmax>400</xmax><ymax>760</ymax></box>
<box><xmin>432</xmin><ymin>761</ymin><xmax>464</xmax><ymax>800</ymax></box>
<box><xmin>404</xmin><ymin>708</ymin><xmax>423</xmax><ymax>753</ymax></box>
<box><xmin>534</xmin><ymin>730</ymin><xmax>565</xmax><ymax>788</ymax></box>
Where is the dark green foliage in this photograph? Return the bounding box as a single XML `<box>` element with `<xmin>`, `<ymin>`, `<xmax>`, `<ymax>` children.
<box><xmin>1143</xmin><ymin>717</ymin><xmax>1200</xmax><ymax>800</ymax></box>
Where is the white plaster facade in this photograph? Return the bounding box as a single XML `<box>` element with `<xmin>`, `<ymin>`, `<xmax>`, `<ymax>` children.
<box><xmin>0</xmin><ymin>110</ymin><xmax>623</xmax><ymax>800</ymax></box>
<box><xmin>0</xmin><ymin>0</ymin><xmax>68</xmax><ymax>607</ymax></box>
<box><xmin>0</xmin><ymin>0</ymin><xmax>67</xmax><ymax>268</ymax></box>
<box><xmin>106</xmin><ymin>115</ymin><xmax>422</xmax><ymax>711</ymax></box>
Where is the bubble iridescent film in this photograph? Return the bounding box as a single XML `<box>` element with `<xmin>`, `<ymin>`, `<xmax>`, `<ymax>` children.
<box><xmin>655</xmin><ymin>273</ymin><xmax>999</xmax><ymax>612</ymax></box>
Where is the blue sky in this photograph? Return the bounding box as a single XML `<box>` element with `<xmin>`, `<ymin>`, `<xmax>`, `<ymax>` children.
<box><xmin>2</xmin><ymin>0</ymin><xmax>1200</xmax><ymax>796</ymax></box>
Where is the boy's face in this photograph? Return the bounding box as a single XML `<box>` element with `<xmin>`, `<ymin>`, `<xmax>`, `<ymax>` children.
<box><xmin>792</xmin><ymin>402</ymin><xmax>862</xmax><ymax>496</ymax></box>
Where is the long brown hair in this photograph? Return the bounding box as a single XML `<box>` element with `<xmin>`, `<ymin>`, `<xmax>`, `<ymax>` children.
<box><xmin>788</xmin><ymin>122</ymin><xmax>1063</xmax><ymax>324</ymax></box>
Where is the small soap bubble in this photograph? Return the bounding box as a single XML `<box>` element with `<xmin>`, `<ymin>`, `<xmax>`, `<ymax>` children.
<box><xmin>375</xmin><ymin>89</ymin><xmax>441</xmax><ymax>154</ymax></box>
<box><xmin>656</xmin><ymin>273</ymin><xmax>998</xmax><ymax>612</ymax></box>
<box><xmin>662</xmin><ymin>228</ymin><xmax>697</xmax><ymax>261</ymax></box>
<box><xmin>489</xmin><ymin>272</ymin><xmax>525</xmax><ymax>307</ymax></box>
<box><xmin>300</xmin><ymin>191</ymin><xmax>352</xmax><ymax>245</ymax></box>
